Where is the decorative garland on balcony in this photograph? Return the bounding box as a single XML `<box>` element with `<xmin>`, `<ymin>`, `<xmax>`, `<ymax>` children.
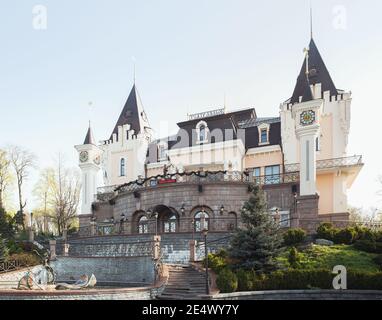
<box><xmin>114</xmin><ymin>170</ymin><xmax>229</xmax><ymax>192</ymax></box>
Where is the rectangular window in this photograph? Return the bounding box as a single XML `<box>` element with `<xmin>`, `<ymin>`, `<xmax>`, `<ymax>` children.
<box><xmin>260</xmin><ymin>129</ymin><xmax>268</xmax><ymax>144</ymax></box>
<box><xmin>265</xmin><ymin>165</ymin><xmax>280</xmax><ymax>184</ymax></box>
<box><xmin>158</xmin><ymin>145</ymin><xmax>166</xmax><ymax>160</ymax></box>
<box><xmin>253</xmin><ymin>167</ymin><xmax>261</xmax><ymax>184</ymax></box>
<box><xmin>306</xmin><ymin>140</ymin><xmax>310</xmax><ymax>181</ymax></box>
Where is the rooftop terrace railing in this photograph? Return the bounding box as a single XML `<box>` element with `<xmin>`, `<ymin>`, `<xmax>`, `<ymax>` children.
<box><xmin>284</xmin><ymin>155</ymin><xmax>363</xmax><ymax>173</ymax></box>
<box><xmin>95</xmin><ymin>171</ymin><xmax>300</xmax><ymax>202</ymax></box>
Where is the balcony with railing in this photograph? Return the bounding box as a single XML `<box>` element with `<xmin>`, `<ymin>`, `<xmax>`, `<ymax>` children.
<box><xmin>284</xmin><ymin>155</ymin><xmax>363</xmax><ymax>173</ymax></box>
<box><xmin>95</xmin><ymin>170</ymin><xmax>300</xmax><ymax>202</ymax></box>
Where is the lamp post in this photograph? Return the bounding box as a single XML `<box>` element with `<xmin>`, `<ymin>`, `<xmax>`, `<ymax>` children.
<box><xmin>202</xmin><ymin>227</ymin><xmax>210</xmax><ymax>295</ymax></box>
<box><xmin>153</xmin><ymin>212</ymin><xmax>159</xmax><ymax>236</ymax></box>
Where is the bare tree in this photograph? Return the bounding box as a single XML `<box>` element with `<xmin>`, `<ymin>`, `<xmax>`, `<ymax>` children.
<box><xmin>50</xmin><ymin>156</ymin><xmax>81</xmax><ymax>236</ymax></box>
<box><xmin>8</xmin><ymin>145</ymin><xmax>36</xmax><ymax>230</ymax></box>
<box><xmin>33</xmin><ymin>167</ymin><xmax>56</xmax><ymax>233</ymax></box>
<box><xmin>0</xmin><ymin>149</ymin><xmax>13</xmax><ymax>210</ymax></box>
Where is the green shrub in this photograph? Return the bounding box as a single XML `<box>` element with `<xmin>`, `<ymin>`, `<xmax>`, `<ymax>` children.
<box><xmin>283</xmin><ymin>229</ymin><xmax>307</xmax><ymax>246</ymax></box>
<box><xmin>216</xmin><ymin>269</ymin><xmax>238</xmax><ymax>293</ymax></box>
<box><xmin>353</xmin><ymin>240</ymin><xmax>376</xmax><ymax>253</ymax></box>
<box><xmin>236</xmin><ymin>269</ymin><xmax>254</xmax><ymax>291</ymax></box>
<box><xmin>347</xmin><ymin>271</ymin><xmax>382</xmax><ymax>290</ymax></box>
<box><xmin>252</xmin><ymin>269</ymin><xmax>333</xmax><ymax>291</ymax></box>
<box><xmin>288</xmin><ymin>247</ymin><xmax>302</xmax><ymax>269</ymax></box>
<box><xmin>8</xmin><ymin>252</ymin><xmax>40</xmax><ymax>266</ymax></box>
<box><xmin>353</xmin><ymin>240</ymin><xmax>382</xmax><ymax>253</ymax></box>
<box><xmin>6</xmin><ymin>240</ymin><xmax>23</xmax><ymax>255</ymax></box>
<box><xmin>203</xmin><ymin>253</ymin><xmax>227</xmax><ymax>273</ymax></box>
<box><xmin>333</xmin><ymin>227</ymin><xmax>357</xmax><ymax>245</ymax></box>
<box><xmin>316</xmin><ymin>223</ymin><xmax>335</xmax><ymax>241</ymax></box>
<box><xmin>374</xmin><ymin>231</ymin><xmax>382</xmax><ymax>243</ymax></box>
<box><xmin>353</xmin><ymin>226</ymin><xmax>376</xmax><ymax>242</ymax></box>
<box><xmin>250</xmin><ymin>269</ymin><xmax>382</xmax><ymax>291</ymax></box>
<box><xmin>373</xmin><ymin>255</ymin><xmax>382</xmax><ymax>270</ymax></box>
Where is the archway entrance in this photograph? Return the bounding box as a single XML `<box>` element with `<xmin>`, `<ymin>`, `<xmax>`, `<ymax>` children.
<box><xmin>154</xmin><ymin>205</ymin><xmax>179</xmax><ymax>234</ymax></box>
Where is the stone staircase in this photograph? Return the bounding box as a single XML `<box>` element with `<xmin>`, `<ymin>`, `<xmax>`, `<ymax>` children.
<box><xmin>158</xmin><ymin>264</ymin><xmax>207</xmax><ymax>300</ymax></box>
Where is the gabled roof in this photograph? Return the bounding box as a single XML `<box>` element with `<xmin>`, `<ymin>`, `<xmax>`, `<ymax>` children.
<box><xmin>83</xmin><ymin>125</ymin><xmax>96</xmax><ymax>145</ymax></box>
<box><xmin>110</xmin><ymin>84</ymin><xmax>150</xmax><ymax>140</ymax></box>
<box><xmin>290</xmin><ymin>38</ymin><xmax>338</xmax><ymax>104</ymax></box>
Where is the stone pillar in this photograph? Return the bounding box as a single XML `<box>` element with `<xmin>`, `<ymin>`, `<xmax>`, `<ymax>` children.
<box><xmin>28</xmin><ymin>228</ymin><xmax>34</xmax><ymax>243</ymax></box>
<box><xmin>189</xmin><ymin>240</ymin><xmax>197</xmax><ymax>262</ymax></box>
<box><xmin>297</xmin><ymin>194</ymin><xmax>320</xmax><ymax>234</ymax></box>
<box><xmin>62</xmin><ymin>228</ymin><xmax>67</xmax><ymax>241</ymax></box>
<box><xmin>63</xmin><ymin>243</ymin><xmax>70</xmax><ymax>257</ymax></box>
<box><xmin>153</xmin><ymin>235</ymin><xmax>161</xmax><ymax>260</ymax></box>
<box><xmin>49</xmin><ymin>240</ymin><xmax>56</xmax><ymax>260</ymax></box>
<box><xmin>90</xmin><ymin>221</ymin><xmax>97</xmax><ymax>236</ymax></box>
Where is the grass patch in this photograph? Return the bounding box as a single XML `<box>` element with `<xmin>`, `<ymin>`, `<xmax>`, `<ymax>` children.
<box><xmin>278</xmin><ymin>244</ymin><xmax>380</xmax><ymax>273</ymax></box>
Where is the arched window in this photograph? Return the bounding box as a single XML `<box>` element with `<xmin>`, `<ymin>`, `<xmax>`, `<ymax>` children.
<box><xmin>164</xmin><ymin>214</ymin><xmax>177</xmax><ymax>233</ymax></box>
<box><xmin>199</xmin><ymin>125</ymin><xmax>206</xmax><ymax>142</ymax></box>
<box><xmin>120</xmin><ymin>158</ymin><xmax>126</xmax><ymax>176</ymax></box>
<box><xmin>138</xmin><ymin>216</ymin><xmax>148</xmax><ymax>234</ymax></box>
<box><xmin>196</xmin><ymin>121</ymin><xmax>208</xmax><ymax>144</ymax></box>
<box><xmin>194</xmin><ymin>211</ymin><xmax>209</xmax><ymax>232</ymax></box>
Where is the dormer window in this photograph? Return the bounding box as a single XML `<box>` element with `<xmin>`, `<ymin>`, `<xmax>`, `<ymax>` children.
<box><xmin>258</xmin><ymin>123</ymin><xmax>270</xmax><ymax>146</ymax></box>
<box><xmin>196</xmin><ymin>121</ymin><xmax>209</xmax><ymax>144</ymax></box>
<box><xmin>261</xmin><ymin>129</ymin><xmax>268</xmax><ymax>144</ymax></box>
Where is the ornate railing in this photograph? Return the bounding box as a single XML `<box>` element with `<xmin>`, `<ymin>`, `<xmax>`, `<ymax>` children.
<box><xmin>95</xmin><ymin>171</ymin><xmax>300</xmax><ymax>202</ymax></box>
<box><xmin>0</xmin><ymin>260</ymin><xmax>27</xmax><ymax>274</ymax></box>
<box><xmin>285</xmin><ymin>155</ymin><xmax>363</xmax><ymax>173</ymax></box>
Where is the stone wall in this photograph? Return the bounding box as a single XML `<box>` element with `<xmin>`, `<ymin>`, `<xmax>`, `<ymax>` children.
<box><xmin>58</xmin><ymin>232</ymin><xmax>232</xmax><ymax>265</ymax></box>
<box><xmin>51</xmin><ymin>256</ymin><xmax>155</xmax><ymax>285</ymax></box>
<box><xmin>91</xmin><ymin>182</ymin><xmax>296</xmax><ymax>233</ymax></box>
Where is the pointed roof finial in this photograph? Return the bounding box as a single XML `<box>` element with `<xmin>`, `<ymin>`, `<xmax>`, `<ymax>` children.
<box><xmin>310</xmin><ymin>2</ymin><xmax>313</xmax><ymax>39</ymax></box>
<box><xmin>132</xmin><ymin>56</ymin><xmax>137</xmax><ymax>84</ymax></box>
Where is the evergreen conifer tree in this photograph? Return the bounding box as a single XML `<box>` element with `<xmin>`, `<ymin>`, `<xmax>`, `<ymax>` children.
<box><xmin>229</xmin><ymin>185</ymin><xmax>282</xmax><ymax>273</ymax></box>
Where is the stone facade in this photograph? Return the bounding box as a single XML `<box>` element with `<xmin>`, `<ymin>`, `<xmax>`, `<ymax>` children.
<box><xmin>82</xmin><ymin>178</ymin><xmax>349</xmax><ymax>235</ymax></box>
<box><xmin>51</xmin><ymin>256</ymin><xmax>155</xmax><ymax>285</ymax></box>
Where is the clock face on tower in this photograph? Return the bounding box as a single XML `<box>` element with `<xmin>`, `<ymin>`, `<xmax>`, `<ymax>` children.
<box><xmin>79</xmin><ymin>151</ymin><xmax>89</xmax><ymax>163</ymax></box>
<box><xmin>300</xmin><ymin>110</ymin><xmax>316</xmax><ymax>126</ymax></box>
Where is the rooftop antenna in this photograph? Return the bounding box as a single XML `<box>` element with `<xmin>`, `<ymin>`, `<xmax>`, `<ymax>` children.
<box><xmin>88</xmin><ymin>101</ymin><xmax>93</xmax><ymax>127</ymax></box>
<box><xmin>132</xmin><ymin>56</ymin><xmax>137</xmax><ymax>85</ymax></box>
<box><xmin>310</xmin><ymin>1</ymin><xmax>313</xmax><ymax>39</ymax></box>
<box><xmin>223</xmin><ymin>92</ymin><xmax>227</xmax><ymax>113</ymax></box>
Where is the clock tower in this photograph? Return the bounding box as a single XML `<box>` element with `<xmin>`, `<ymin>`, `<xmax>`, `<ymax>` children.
<box><xmin>292</xmin><ymin>98</ymin><xmax>322</xmax><ymax>196</ymax></box>
<box><xmin>75</xmin><ymin>125</ymin><xmax>102</xmax><ymax>216</ymax></box>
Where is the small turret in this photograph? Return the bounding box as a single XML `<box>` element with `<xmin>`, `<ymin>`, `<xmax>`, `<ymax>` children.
<box><xmin>75</xmin><ymin>124</ymin><xmax>102</xmax><ymax>215</ymax></box>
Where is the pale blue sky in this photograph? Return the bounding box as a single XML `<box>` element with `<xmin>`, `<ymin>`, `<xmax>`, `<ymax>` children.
<box><xmin>1</xmin><ymin>0</ymin><xmax>382</xmax><ymax>212</ymax></box>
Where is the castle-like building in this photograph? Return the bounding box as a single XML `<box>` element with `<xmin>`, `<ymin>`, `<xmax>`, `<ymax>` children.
<box><xmin>75</xmin><ymin>36</ymin><xmax>363</xmax><ymax>236</ymax></box>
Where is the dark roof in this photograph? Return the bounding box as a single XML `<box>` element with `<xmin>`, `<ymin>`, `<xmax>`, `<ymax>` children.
<box><xmin>171</xmin><ymin>108</ymin><xmax>256</xmax><ymax>149</ymax></box>
<box><xmin>83</xmin><ymin>125</ymin><xmax>96</xmax><ymax>145</ymax></box>
<box><xmin>244</xmin><ymin>120</ymin><xmax>281</xmax><ymax>149</ymax></box>
<box><xmin>110</xmin><ymin>84</ymin><xmax>150</xmax><ymax>140</ymax></box>
<box><xmin>238</xmin><ymin>117</ymin><xmax>281</xmax><ymax>129</ymax></box>
<box><xmin>290</xmin><ymin>38</ymin><xmax>338</xmax><ymax>104</ymax></box>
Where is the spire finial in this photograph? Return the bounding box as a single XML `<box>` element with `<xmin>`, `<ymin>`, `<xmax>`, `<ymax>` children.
<box><xmin>88</xmin><ymin>101</ymin><xmax>93</xmax><ymax>127</ymax></box>
<box><xmin>310</xmin><ymin>1</ymin><xmax>313</xmax><ymax>39</ymax></box>
<box><xmin>132</xmin><ymin>56</ymin><xmax>137</xmax><ymax>85</ymax></box>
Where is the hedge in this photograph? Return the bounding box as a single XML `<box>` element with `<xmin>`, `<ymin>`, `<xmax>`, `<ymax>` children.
<box><xmin>216</xmin><ymin>269</ymin><xmax>382</xmax><ymax>293</ymax></box>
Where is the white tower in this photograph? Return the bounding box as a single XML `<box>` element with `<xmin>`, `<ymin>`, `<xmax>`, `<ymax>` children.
<box><xmin>293</xmin><ymin>99</ymin><xmax>322</xmax><ymax>196</ymax></box>
<box><xmin>75</xmin><ymin>125</ymin><xmax>102</xmax><ymax>215</ymax></box>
